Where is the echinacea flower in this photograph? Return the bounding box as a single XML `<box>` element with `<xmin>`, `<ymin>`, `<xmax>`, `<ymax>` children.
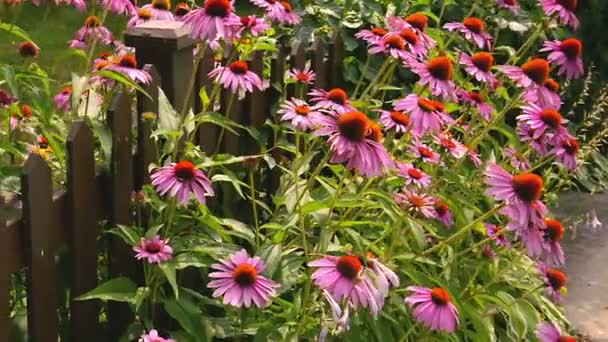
<box><xmin>537</xmin><ymin>263</ymin><xmax>567</xmax><ymax>302</ymax></box>
<box><xmin>106</xmin><ymin>54</ymin><xmax>152</xmax><ymax>84</ymax></box>
<box><xmin>355</xmin><ymin>27</ymin><xmax>388</xmax><ymax>45</ymax></box>
<box><xmin>540</xmin><ymin>38</ymin><xmax>584</xmax><ymax>79</ymax></box>
<box><xmin>308</xmin><ymin>88</ymin><xmax>354</xmax><ymax>112</ymax></box>
<box><xmin>410</xmin><ymin>56</ymin><xmax>456</xmax><ymax>100</ymax></box>
<box><xmin>378</xmin><ymin>110</ymin><xmax>410</xmax><ymax>134</ymax></box>
<box><xmin>315</xmin><ymin>111</ymin><xmax>395</xmax><ymax>177</ymax></box>
<box><xmin>496</xmin><ymin>0</ymin><xmax>521</xmax><ymax>13</ymax></box>
<box><xmin>322</xmin><ymin>290</ymin><xmax>351</xmax><ymax>333</ymax></box>
<box><xmin>127</xmin><ymin>8</ymin><xmax>154</xmax><ymax>28</ymax></box>
<box><xmin>539</xmin><ymin>78</ymin><xmax>563</xmax><ymax>110</ymax></box>
<box><xmin>409</xmin><ymin>140</ymin><xmax>440</xmax><ymax>164</ymax></box>
<box><xmin>397</xmin><ymin>162</ymin><xmax>431</xmax><ymax>188</ymax></box>
<box><xmin>543</xmin><ymin>218</ymin><xmax>566</xmax><ymax>266</ymax></box>
<box><xmin>517</xmin><ymin>104</ymin><xmax>568</xmax><ymax>140</ymax></box>
<box><xmin>405</xmin><ymin>286</ymin><xmax>459</xmax><ymax>333</ymax></box>
<box><xmin>0</xmin><ymin>89</ymin><xmax>15</xmax><ymax>107</ymax></box>
<box><xmin>266</xmin><ymin>1</ymin><xmax>301</xmax><ymax>25</ymax></box>
<box><xmin>237</xmin><ymin>15</ymin><xmax>270</xmax><ymax>37</ymax></box>
<box><xmin>17</xmin><ymin>41</ymin><xmax>40</xmax><ymax>57</ymax></box>
<box><xmin>174</xmin><ymin>2</ymin><xmax>191</xmax><ymax>18</ymax></box>
<box><xmin>394</xmin><ymin>94</ymin><xmax>447</xmax><ymax>136</ymax></box>
<box><xmin>399</xmin><ymin>29</ymin><xmax>428</xmax><ymax>58</ymax></box>
<box><xmin>536</xmin><ymin>322</ymin><xmax>576</xmax><ymax>342</ymax></box>
<box><xmin>486</xmin><ymin>223</ymin><xmax>511</xmax><ymax>248</ymax></box>
<box><xmin>183</xmin><ymin>0</ymin><xmax>240</xmax><ymax>44</ymax></box>
<box><xmin>368</xmin><ymin>34</ymin><xmax>414</xmax><ymax>63</ymax></box>
<box><xmin>278</xmin><ymin>98</ymin><xmax>326</xmax><ymax>131</ymax></box>
<box><xmin>500</xmin><ymin>58</ymin><xmax>557</xmax><ymax>109</ymax></box>
<box><xmin>435</xmin><ymin>134</ymin><xmax>467</xmax><ymax>159</ymax></box>
<box><xmin>208</xmin><ymin>249</ymin><xmax>279</xmax><ymax>308</ymax></box>
<box><xmin>139</xmin><ymin>329</ymin><xmax>175</xmax><ymax>342</ymax></box>
<box><xmin>365</xmin><ymin>254</ymin><xmax>399</xmax><ymax>299</ymax></box>
<box><xmin>133</xmin><ymin>236</ymin><xmax>173</xmax><ymax>264</ymax></box>
<box><xmin>517</xmin><ymin>123</ymin><xmax>551</xmax><ymax>155</ymax></box>
<box><xmin>140</xmin><ymin>0</ymin><xmax>175</xmax><ymax>21</ymax></box>
<box><xmin>19</xmin><ymin>104</ymin><xmax>33</xmax><ymax>119</ymax></box>
<box><xmin>394</xmin><ymin>190</ymin><xmax>437</xmax><ymax>219</ymax></box>
<box><xmin>54</xmin><ymin>87</ymin><xmax>72</xmax><ymax>112</ymax></box>
<box><xmin>102</xmin><ymin>0</ymin><xmax>137</xmax><ymax>16</ymax></box>
<box><xmin>208</xmin><ymin>60</ymin><xmax>268</xmax><ymax>94</ymax></box>
<box><xmin>504</xmin><ymin>146</ymin><xmax>530</xmax><ymax>170</ymax></box>
<box><xmin>518</xmin><ymin>223</ymin><xmax>546</xmax><ymax>258</ymax></box>
<box><xmin>287</xmin><ymin>66</ymin><xmax>316</xmax><ymax>85</ymax></box>
<box><xmin>54</xmin><ymin>0</ymin><xmax>86</xmax><ymax>11</ymax></box>
<box><xmin>444</xmin><ymin>17</ymin><xmax>493</xmax><ymax>49</ymax></box>
<box><xmin>28</xmin><ymin>136</ymin><xmax>53</xmax><ymax>159</ymax></box>
<box><xmin>308</xmin><ymin>255</ymin><xmax>381</xmax><ymax>316</ymax></box>
<box><xmin>466</xmin><ymin>145</ymin><xmax>483</xmax><ymax>167</ymax></box>
<box><xmin>150</xmin><ymin>160</ymin><xmax>214</xmax><ymax>205</ymax></box>
<box><xmin>387</xmin><ymin>13</ymin><xmax>436</xmax><ymax>49</ymax></box>
<box><xmin>540</xmin><ymin>0</ymin><xmax>579</xmax><ymax>29</ymax></box>
<box><xmin>434</xmin><ymin>200</ymin><xmax>453</xmax><ymax>227</ymax></box>
<box><xmin>457</xmin><ymin>89</ymin><xmax>494</xmax><ymax>121</ymax></box>
<box><xmin>69</xmin><ymin>16</ymin><xmax>113</xmax><ymax>48</ymax></box>
<box><xmin>459</xmin><ymin>52</ymin><xmax>498</xmax><ymax>87</ymax></box>
<box><xmin>551</xmin><ymin>135</ymin><xmax>579</xmax><ymax>170</ymax></box>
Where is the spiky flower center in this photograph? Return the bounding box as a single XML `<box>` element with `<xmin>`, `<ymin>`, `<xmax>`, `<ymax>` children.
<box><xmin>471</xmin><ymin>52</ymin><xmax>494</xmax><ymax>72</ymax></box>
<box><xmin>95</xmin><ymin>60</ymin><xmax>110</xmax><ymax>71</ymax></box>
<box><xmin>407</xmin><ymin>168</ymin><xmax>423</xmax><ymax>179</ymax></box>
<box><xmin>38</xmin><ymin>136</ymin><xmax>49</xmax><ymax>149</ymax></box>
<box><xmin>233</xmin><ymin>264</ymin><xmax>258</xmax><ymax>286</ymax></box>
<box><xmin>405</xmin><ymin>13</ymin><xmax>428</xmax><ymax>31</ymax></box>
<box><xmin>174</xmin><ymin>2</ymin><xmax>190</xmax><ymax>16</ymax></box>
<box><xmin>241</xmin><ymin>15</ymin><xmax>253</xmax><ymax>26</ymax></box>
<box><xmin>560</xmin><ymin>38</ymin><xmax>582</xmax><ymax>59</ymax></box>
<box><xmin>545</xmin><ymin>79</ymin><xmax>560</xmax><ymax>92</ymax></box>
<box><xmin>152</xmin><ymin>0</ymin><xmax>171</xmax><ymax>10</ymax></box>
<box><xmin>336</xmin><ymin>256</ymin><xmax>363</xmax><ymax>280</ymax></box>
<box><xmin>522</xmin><ymin>59</ymin><xmax>550</xmax><ymax>85</ymax></box>
<box><xmin>138</xmin><ymin>8</ymin><xmax>153</xmax><ymax>19</ymax></box>
<box><xmin>504</xmin><ymin>0</ymin><xmax>517</xmax><ymax>5</ymax></box>
<box><xmin>432</xmin><ymin>100</ymin><xmax>445</xmax><ymax>112</ymax></box>
<box><xmin>327</xmin><ymin>88</ymin><xmax>348</xmax><ymax>105</ymax></box>
<box><xmin>337</xmin><ymin>111</ymin><xmax>370</xmax><ymax>142</ymax></box>
<box><xmin>17</xmin><ymin>42</ymin><xmax>39</xmax><ymax>57</ymax></box>
<box><xmin>408</xmin><ymin>194</ymin><xmax>426</xmax><ymax>208</ymax></box>
<box><xmin>294</xmin><ymin>105</ymin><xmax>311</xmax><ymax>116</ymax></box>
<box><xmin>563</xmin><ymin>138</ymin><xmax>579</xmax><ymax>155</ymax></box>
<box><xmin>435</xmin><ymin>201</ymin><xmax>448</xmax><ymax>216</ymax></box>
<box><xmin>372</xmin><ymin>27</ymin><xmax>388</xmax><ymax>36</ymax></box>
<box><xmin>544</xmin><ymin>219</ymin><xmax>565</xmax><ymax>243</ymax></box>
<box><xmin>295</xmin><ymin>72</ymin><xmax>311</xmax><ymax>82</ymax></box>
<box><xmin>540</xmin><ymin>109</ymin><xmax>562</xmax><ymax>128</ymax></box>
<box><xmin>430</xmin><ymin>288</ymin><xmax>451</xmax><ymax>306</ymax></box>
<box><xmin>384</xmin><ymin>34</ymin><xmax>405</xmax><ymax>50</ymax></box>
<box><xmin>144</xmin><ymin>240</ymin><xmax>163</xmax><ymax>254</ymax></box>
<box><xmin>469</xmin><ymin>91</ymin><xmax>484</xmax><ymax>103</ymax></box>
<box><xmin>280</xmin><ymin>1</ymin><xmax>293</xmax><ymax>12</ymax></box>
<box><xmin>512</xmin><ymin>173</ymin><xmax>543</xmax><ymax>202</ymax></box>
<box><xmin>546</xmin><ymin>269</ymin><xmax>567</xmax><ymax>290</ymax></box>
<box><xmin>205</xmin><ymin>0</ymin><xmax>230</xmax><ymax>17</ymax></box>
<box><xmin>390</xmin><ymin>111</ymin><xmax>410</xmax><ymax>126</ymax></box>
<box><xmin>367</xmin><ymin>123</ymin><xmax>383</xmax><ymax>142</ymax></box>
<box><xmin>61</xmin><ymin>87</ymin><xmax>72</xmax><ymax>95</ymax></box>
<box><xmin>174</xmin><ymin>160</ymin><xmax>196</xmax><ymax>181</ymax></box>
<box><xmin>557</xmin><ymin>0</ymin><xmax>578</xmax><ymax>11</ymax></box>
<box><xmin>418</xmin><ymin>146</ymin><xmax>434</xmax><ymax>158</ymax></box>
<box><xmin>20</xmin><ymin>104</ymin><xmax>33</xmax><ymax>118</ymax></box>
<box><xmin>229</xmin><ymin>60</ymin><xmax>249</xmax><ymax>74</ymax></box>
<box><xmin>417</xmin><ymin>98</ymin><xmax>437</xmax><ymax>112</ymax></box>
<box><xmin>441</xmin><ymin>137</ymin><xmax>456</xmax><ymax>149</ymax></box>
<box><xmin>427</xmin><ymin>56</ymin><xmax>453</xmax><ymax>81</ymax></box>
<box><xmin>400</xmin><ymin>29</ymin><xmax>419</xmax><ymax>45</ymax></box>
<box><xmin>85</xmin><ymin>16</ymin><xmax>101</xmax><ymax>28</ymax></box>
<box><xmin>463</xmin><ymin>17</ymin><xmax>485</xmax><ymax>34</ymax></box>
<box><xmin>558</xmin><ymin>336</ymin><xmax>577</xmax><ymax>342</ymax></box>
<box><xmin>119</xmin><ymin>55</ymin><xmax>138</xmax><ymax>68</ymax></box>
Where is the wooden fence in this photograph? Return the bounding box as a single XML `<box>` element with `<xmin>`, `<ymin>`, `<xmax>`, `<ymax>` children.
<box><xmin>0</xmin><ymin>20</ymin><xmax>344</xmax><ymax>341</ymax></box>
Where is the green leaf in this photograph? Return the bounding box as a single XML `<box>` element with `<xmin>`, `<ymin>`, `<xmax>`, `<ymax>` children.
<box><xmin>75</xmin><ymin>277</ymin><xmax>137</xmax><ymax>303</ymax></box>
<box><xmin>158</xmin><ymin>87</ymin><xmax>181</xmax><ymax>131</ymax></box>
<box><xmin>0</xmin><ymin>22</ymin><xmax>34</xmax><ymax>42</ymax></box>
<box><xmin>220</xmin><ymin>219</ymin><xmax>255</xmax><ymax>243</ymax></box>
<box><xmin>94</xmin><ymin>70</ymin><xmax>152</xmax><ymax>100</ymax></box>
<box><xmin>159</xmin><ymin>263</ymin><xmax>179</xmax><ymax>299</ymax></box>
<box><xmin>164</xmin><ymin>297</ymin><xmax>208</xmax><ymax>341</ymax></box>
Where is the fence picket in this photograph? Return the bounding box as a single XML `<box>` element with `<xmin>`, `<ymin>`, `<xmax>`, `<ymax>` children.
<box><xmin>0</xmin><ymin>196</ymin><xmax>9</xmax><ymax>342</ymax></box>
<box><xmin>135</xmin><ymin>65</ymin><xmax>160</xmax><ymax>190</ymax></box>
<box><xmin>329</xmin><ymin>31</ymin><xmax>344</xmax><ymax>88</ymax></box>
<box><xmin>21</xmin><ymin>154</ymin><xmax>57</xmax><ymax>342</ymax></box>
<box><xmin>195</xmin><ymin>46</ymin><xmax>219</xmax><ymax>153</ymax></box>
<box><xmin>312</xmin><ymin>37</ymin><xmax>328</xmax><ymax>89</ymax></box>
<box><xmin>67</xmin><ymin>121</ymin><xmax>100</xmax><ymax>341</ymax></box>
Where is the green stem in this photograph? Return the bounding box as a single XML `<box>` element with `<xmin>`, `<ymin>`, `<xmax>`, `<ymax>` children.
<box><xmin>358</xmin><ymin>59</ymin><xmax>393</xmax><ymax>101</ymax></box>
<box><xmin>214</xmin><ymin>92</ymin><xmax>236</xmax><ymax>154</ymax></box>
<box><xmin>353</xmin><ymin>54</ymin><xmax>371</xmax><ymax>98</ymax></box>
<box><xmin>249</xmin><ymin>170</ymin><xmax>260</xmax><ymax>249</ymax></box>
<box><xmin>509</xmin><ymin>24</ymin><xmax>543</xmax><ymax>64</ymax></box>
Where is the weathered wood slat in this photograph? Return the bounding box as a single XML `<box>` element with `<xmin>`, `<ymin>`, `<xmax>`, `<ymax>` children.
<box><xmin>195</xmin><ymin>46</ymin><xmax>219</xmax><ymax>154</ymax></box>
<box><xmin>0</xmin><ymin>196</ymin><xmax>10</xmax><ymax>342</ymax></box>
<box><xmin>329</xmin><ymin>31</ymin><xmax>344</xmax><ymax>88</ymax></box>
<box><xmin>21</xmin><ymin>154</ymin><xmax>57</xmax><ymax>342</ymax></box>
<box><xmin>135</xmin><ymin>65</ymin><xmax>160</xmax><ymax>190</ymax></box>
<box><xmin>67</xmin><ymin>121</ymin><xmax>100</xmax><ymax>341</ymax></box>
<box><xmin>312</xmin><ymin>37</ymin><xmax>328</xmax><ymax>89</ymax></box>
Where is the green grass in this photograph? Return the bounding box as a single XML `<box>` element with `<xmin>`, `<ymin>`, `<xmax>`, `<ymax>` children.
<box><xmin>0</xmin><ymin>2</ymin><xmax>127</xmax><ymax>83</ymax></box>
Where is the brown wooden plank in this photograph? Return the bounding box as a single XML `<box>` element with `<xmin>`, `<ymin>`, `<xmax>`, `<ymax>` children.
<box><xmin>222</xmin><ymin>89</ymin><xmax>244</xmax><ymax>156</ymax></box>
<box><xmin>312</xmin><ymin>37</ymin><xmax>328</xmax><ymax>89</ymax></box>
<box><xmin>21</xmin><ymin>154</ymin><xmax>58</xmax><ymax>342</ymax></box>
<box><xmin>106</xmin><ymin>91</ymin><xmax>136</xmax><ymax>339</ymax></box>
<box><xmin>0</xmin><ymin>197</ymin><xmax>10</xmax><ymax>342</ymax></box>
<box><xmin>328</xmin><ymin>31</ymin><xmax>344</xmax><ymax>88</ymax></box>
<box><xmin>135</xmin><ymin>65</ymin><xmax>160</xmax><ymax>190</ymax></box>
<box><xmin>67</xmin><ymin>121</ymin><xmax>100</xmax><ymax>341</ymax></box>
<box><xmin>196</xmin><ymin>46</ymin><xmax>220</xmax><ymax>153</ymax></box>
<box><xmin>270</xmin><ymin>47</ymin><xmax>286</xmax><ymax>105</ymax></box>
<box><xmin>248</xmin><ymin>51</ymin><xmax>268</xmax><ymax>156</ymax></box>
<box><xmin>288</xmin><ymin>41</ymin><xmax>307</xmax><ymax>98</ymax></box>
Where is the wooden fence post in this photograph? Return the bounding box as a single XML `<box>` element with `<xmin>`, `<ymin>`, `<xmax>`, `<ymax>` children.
<box><xmin>328</xmin><ymin>31</ymin><xmax>344</xmax><ymax>88</ymax></box>
<box><xmin>21</xmin><ymin>154</ymin><xmax>57</xmax><ymax>342</ymax></box>
<box><xmin>0</xmin><ymin>197</ymin><xmax>9</xmax><ymax>342</ymax></box>
<box><xmin>135</xmin><ymin>65</ymin><xmax>160</xmax><ymax>191</ymax></box>
<box><xmin>312</xmin><ymin>37</ymin><xmax>328</xmax><ymax>89</ymax></box>
<box><xmin>106</xmin><ymin>92</ymin><xmax>137</xmax><ymax>339</ymax></box>
<box><xmin>247</xmin><ymin>51</ymin><xmax>268</xmax><ymax>153</ymax></box>
<box><xmin>194</xmin><ymin>46</ymin><xmax>219</xmax><ymax>153</ymax></box>
<box><xmin>67</xmin><ymin>121</ymin><xmax>100</xmax><ymax>341</ymax></box>
<box><xmin>125</xmin><ymin>21</ymin><xmax>196</xmax><ymax>114</ymax></box>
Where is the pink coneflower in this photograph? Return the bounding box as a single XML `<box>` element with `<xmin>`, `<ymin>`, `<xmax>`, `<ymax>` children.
<box><xmin>466</xmin><ymin>145</ymin><xmax>483</xmax><ymax>167</ymax></box>
<box><xmin>540</xmin><ymin>38</ymin><xmax>583</xmax><ymax>79</ymax></box>
<box><xmin>496</xmin><ymin>0</ymin><xmax>521</xmax><ymax>13</ymax></box>
<box><xmin>355</xmin><ymin>27</ymin><xmax>388</xmax><ymax>45</ymax></box>
<box><xmin>106</xmin><ymin>54</ymin><xmax>152</xmax><ymax>84</ymax></box>
<box><xmin>500</xmin><ymin>58</ymin><xmax>557</xmax><ymax>109</ymax></box>
<box><xmin>139</xmin><ymin>329</ymin><xmax>175</xmax><ymax>342</ymax></box>
<box><xmin>537</xmin><ymin>78</ymin><xmax>563</xmax><ymax>110</ymax></box>
<box><xmin>504</xmin><ymin>146</ymin><xmax>530</xmax><ymax>170</ymax></box>
<box><xmin>365</xmin><ymin>254</ymin><xmax>399</xmax><ymax>299</ymax></box>
<box><xmin>17</xmin><ymin>41</ymin><xmax>40</xmax><ymax>57</ymax></box>
<box><xmin>308</xmin><ymin>255</ymin><xmax>381</xmax><ymax>317</ymax></box>
<box><xmin>457</xmin><ymin>89</ymin><xmax>494</xmax><ymax>121</ymax></box>
<box><xmin>127</xmin><ymin>8</ymin><xmax>154</xmax><ymax>28</ymax></box>
<box><xmin>0</xmin><ymin>89</ymin><xmax>15</xmax><ymax>107</ymax></box>
<box><xmin>543</xmin><ymin>219</ymin><xmax>565</xmax><ymax>266</ymax></box>
<box><xmin>262</xmin><ymin>1</ymin><xmax>301</xmax><ymax>25</ymax></box>
<box><xmin>410</xmin><ymin>56</ymin><xmax>456</xmax><ymax>100</ymax></box>
<box><xmin>54</xmin><ymin>87</ymin><xmax>72</xmax><ymax>112</ymax></box>
<box><xmin>435</xmin><ymin>134</ymin><xmax>467</xmax><ymax>159</ymax></box>
<box><xmin>140</xmin><ymin>0</ymin><xmax>175</xmax><ymax>20</ymax></box>
<box><xmin>288</xmin><ymin>66</ymin><xmax>316</xmax><ymax>85</ymax></box>
<box><xmin>538</xmin><ymin>263</ymin><xmax>567</xmax><ymax>302</ymax></box>
<box><xmin>399</xmin><ymin>29</ymin><xmax>428</xmax><ymax>58</ymax></box>
<box><xmin>394</xmin><ymin>190</ymin><xmax>437</xmax><ymax>218</ymax></box>
<box><xmin>174</xmin><ymin>2</ymin><xmax>191</xmax><ymax>18</ymax></box>
<box><xmin>486</xmin><ymin>223</ymin><xmax>511</xmax><ymax>248</ymax></box>
<box><xmin>368</xmin><ymin>34</ymin><xmax>414</xmax><ymax>63</ymax></box>
<box><xmin>394</xmin><ymin>94</ymin><xmax>446</xmax><ymax>136</ymax></box>
<box><xmin>397</xmin><ymin>162</ymin><xmax>431</xmax><ymax>188</ymax></box>
<box><xmin>278</xmin><ymin>98</ymin><xmax>326</xmax><ymax>131</ymax></box>
<box><xmin>536</xmin><ymin>322</ymin><xmax>576</xmax><ymax>342</ymax></box>
<box><xmin>208</xmin><ymin>60</ymin><xmax>268</xmax><ymax>94</ymax></box>
<box><xmin>459</xmin><ymin>52</ymin><xmax>498</xmax><ymax>87</ymax></box>
<box><xmin>183</xmin><ymin>0</ymin><xmax>240</xmax><ymax>43</ymax></box>
<box><xmin>444</xmin><ymin>17</ymin><xmax>493</xmax><ymax>49</ymax></box>
<box><xmin>150</xmin><ymin>160</ymin><xmax>214</xmax><ymax>205</ymax></box>
<box><xmin>315</xmin><ymin>111</ymin><xmax>395</xmax><ymax>177</ymax></box>
<box><xmin>482</xmin><ymin>244</ymin><xmax>499</xmax><ymax>260</ymax></box>
<box><xmin>322</xmin><ymin>290</ymin><xmax>351</xmax><ymax>333</ymax></box>
<box><xmin>133</xmin><ymin>236</ymin><xmax>173</xmax><ymax>264</ymax></box>
<box><xmin>517</xmin><ymin>223</ymin><xmax>546</xmax><ymax>258</ymax></box>
<box><xmin>552</xmin><ymin>135</ymin><xmax>579</xmax><ymax>170</ymax></box>
<box><xmin>208</xmin><ymin>249</ymin><xmax>279</xmax><ymax>308</ymax></box>
<box><xmin>308</xmin><ymin>88</ymin><xmax>354</xmax><ymax>112</ymax></box>
<box><xmin>69</xmin><ymin>16</ymin><xmax>113</xmax><ymax>48</ymax></box>
<box><xmin>54</xmin><ymin>0</ymin><xmax>86</xmax><ymax>11</ymax></box>
<box><xmin>517</xmin><ymin>123</ymin><xmax>551</xmax><ymax>155</ymax></box>
<box><xmin>102</xmin><ymin>0</ymin><xmax>136</xmax><ymax>16</ymax></box>
<box><xmin>405</xmin><ymin>286</ymin><xmax>459</xmax><ymax>333</ymax></box>
<box><xmin>540</xmin><ymin>0</ymin><xmax>579</xmax><ymax>29</ymax></box>
<box><xmin>434</xmin><ymin>200</ymin><xmax>453</xmax><ymax>227</ymax></box>
<box><xmin>517</xmin><ymin>104</ymin><xmax>568</xmax><ymax>140</ymax></box>
<box><xmin>237</xmin><ymin>15</ymin><xmax>269</xmax><ymax>37</ymax></box>
<box><xmin>410</xmin><ymin>140</ymin><xmax>440</xmax><ymax>164</ymax></box>
<box><xmin>387</xmin><ymin>13</ymin><xmax>436</xmax><ymax>49</ymax></box>
<box><xmin>378</xmin><ymin>110</ymin><xmax>410</xmax><ymax>134</ymax></box>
